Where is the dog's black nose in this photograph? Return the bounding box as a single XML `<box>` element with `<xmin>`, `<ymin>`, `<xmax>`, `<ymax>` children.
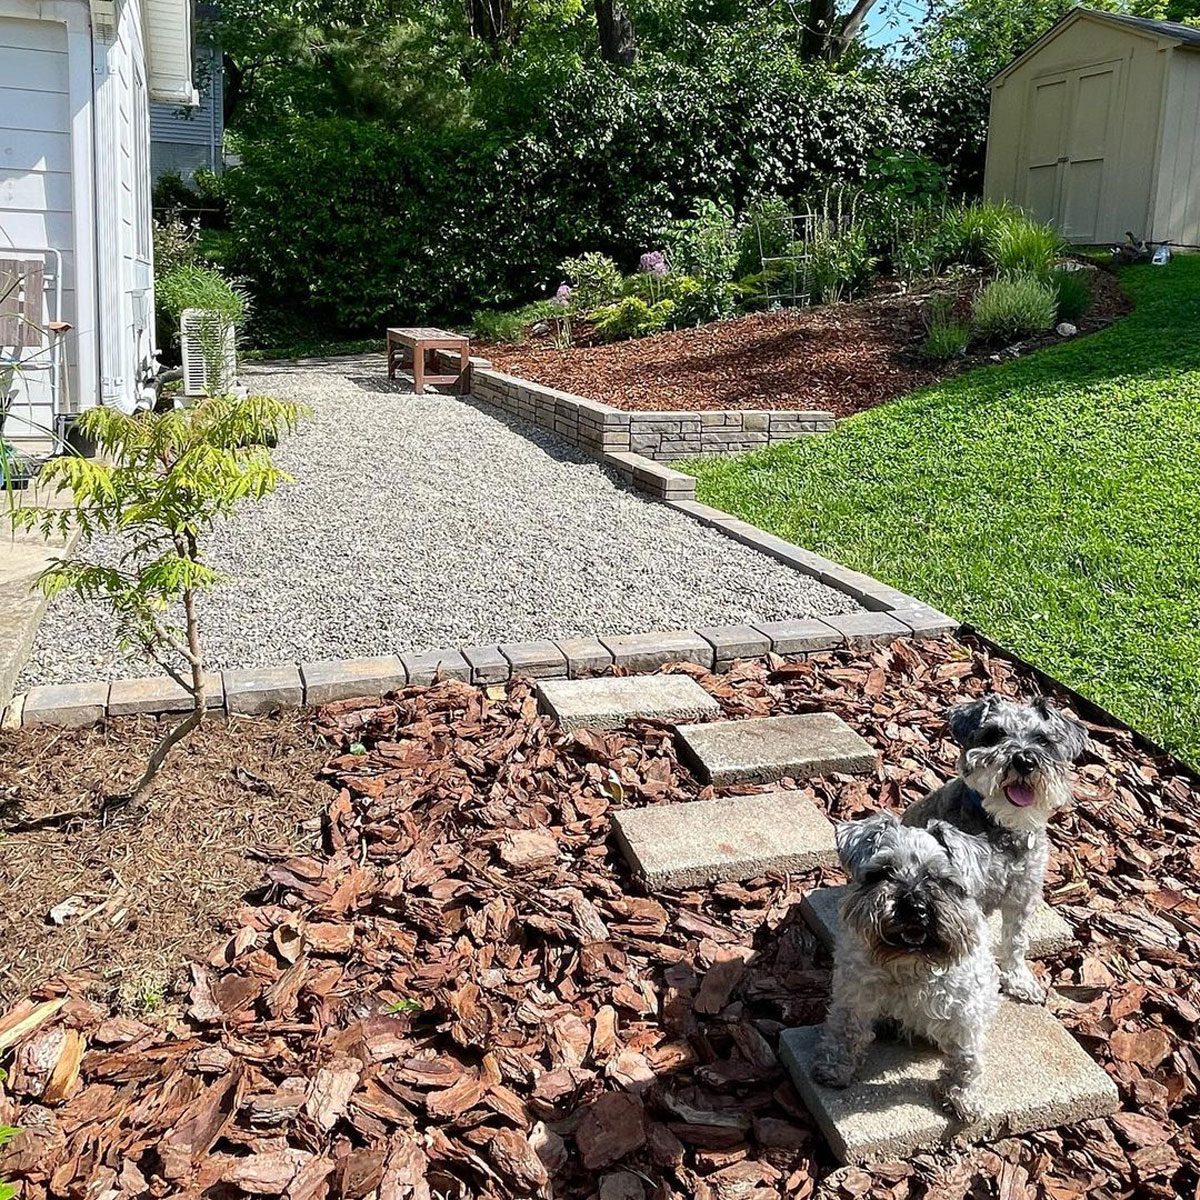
<box><xmin>1012</xmin><ymin>749</ymin><xmax>1036</xmax><ymax>773</ymax></box>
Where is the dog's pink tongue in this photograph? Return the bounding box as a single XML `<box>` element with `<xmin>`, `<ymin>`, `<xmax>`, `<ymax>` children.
<box><xmin>1005</xmin><ymin>782</ymin><xmax>1037</xmax><ymax>808</ymax></box>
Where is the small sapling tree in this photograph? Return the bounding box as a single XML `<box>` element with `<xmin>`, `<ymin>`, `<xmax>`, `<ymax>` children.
<box><xmin>13</xmin><ymin>394</ymin><xmax>304</xmax><ymax>797</ymax></box>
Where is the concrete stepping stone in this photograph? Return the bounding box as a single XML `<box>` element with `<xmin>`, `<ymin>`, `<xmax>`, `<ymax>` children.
<box><xmin>779</xmin><ymin>999</ymin><xmax>1118</xmax><ymax>1164</ymax></box>
<box><xmin>537</xmin><ymin>674</ymin><xmax>720</xmax><ymax>731</ymax></box>
<box><xmin>675</xmin><ymin>713</ymin><xmax>874</xmax><ymax>786</ymax></box>
<box><xmin>801</xmin><ymin>886</ymin><xmax>1075</xmax><ymax>959</ymax></box>
<box><xmin>612</xmin><ymin>790</ymin><xmax>837</xmax><ymax>888</ymax></box>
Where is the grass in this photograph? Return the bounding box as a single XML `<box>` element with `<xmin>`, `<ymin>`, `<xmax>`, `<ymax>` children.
<box><xmin>687</xmin><ymin>259</ymin><xmax>1200</xmax><ymax>765</ymax></box>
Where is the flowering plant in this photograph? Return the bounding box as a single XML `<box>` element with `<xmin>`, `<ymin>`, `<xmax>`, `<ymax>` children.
<box><xmin>552</xmin><ymin>283</ymin><xmax>573</xmax><ymax>346</ymax></box>
<box><xmin>638</xmin><ymin>250</ymin><xmax>668</xmax><ymax>276</ymax></box>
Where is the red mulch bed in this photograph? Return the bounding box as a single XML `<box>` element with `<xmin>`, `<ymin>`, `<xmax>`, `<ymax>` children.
<box><xmin>483</xmin><ymin>271</ymin><xmax>1132</xmax><ymax>417</ymax></box>
<box><xmin>2</xmin><ymin>635</ymin><xmax>1198</xmax><ymax>1200</ymax></box>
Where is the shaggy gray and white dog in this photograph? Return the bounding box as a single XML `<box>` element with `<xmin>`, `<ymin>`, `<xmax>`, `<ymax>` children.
<box><xmin>813</xmin><ymin>811</ymin><xmax>997</xmax><ymax>1122</ymax></box>
<box><xmin>902</xmin><ymin>695</ymin><xmax>1088</xmax><ymax>1004</ymax></box>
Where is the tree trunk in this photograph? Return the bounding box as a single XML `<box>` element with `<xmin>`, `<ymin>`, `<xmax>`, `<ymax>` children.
<box><xmin>131</xmin><ymin>585</ymin><xmax>206</xmax><ymax>799</ymax></box>
<box><xmin>595</xmin><ymin>0</ymin><xmax>636</xmax><ymax>66</ymax></box>
<box><xmin>800</xmin><ymin>0</ymin><xmax>879</xmax><ymax>61</ymax></box>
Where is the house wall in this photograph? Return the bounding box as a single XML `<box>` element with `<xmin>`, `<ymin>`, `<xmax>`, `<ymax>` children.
<box><xmin>150</xmin><ymin>42</ymin><xmax>223</xmax><ymax>182</ymax></box>
<box><xmin>0</xmin><ymin>1</ymin><xmax>96</xmax><ymax>439</ymax></box>
<box><xmin>984</xmin><ymin>15</ymin><xmax>1171</xmax><ymax>244</ymax></box>
<box><xmin>1150</xmin><ymin>50</ymin><xmax>1200</xmax><ymax>246</ymax></box>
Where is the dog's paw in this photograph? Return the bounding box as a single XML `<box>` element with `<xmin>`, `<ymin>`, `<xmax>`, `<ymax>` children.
<box><xmin>935</xmin><ymin>1077</ymin><xmax>982</xmax><ymax>1125</ymax></box>
<box><xmin>811</xmin><ymin>1059</ymin><xmax>855</xmax><ymax>1089</ymax></box>
<box><xmin>1000</xmin><ymin>964</ymin><xmax>1046</xmax><ymax>1004</ymax></box>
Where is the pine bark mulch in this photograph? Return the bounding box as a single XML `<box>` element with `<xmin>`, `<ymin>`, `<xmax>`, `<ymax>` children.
<box><xmin>1</xmin><ymin>634</ymin><xmax>1197</xmax><ymax>1200</ymax></box>
<box><xmin>483</xmin><ymin>271</ymin><xmax>1131</xmax><ymax>418</ymax></box>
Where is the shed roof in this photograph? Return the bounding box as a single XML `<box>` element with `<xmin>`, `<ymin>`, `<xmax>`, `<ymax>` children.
<box><xmin>990</xmin><ymin>6</ymin><xmax>1200</xmax><ymax>86</ymax></box>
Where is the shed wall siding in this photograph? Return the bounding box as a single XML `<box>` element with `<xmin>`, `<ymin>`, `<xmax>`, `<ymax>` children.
<box><xmin>1152</xmin><ymin>51</ymin><xmax>1200</xmax><ymax>245</ymax></box>
<box><xmin>985</xmin><ymin>15</ymin><xmax>1172</xmax><ymax>244</ymax></box>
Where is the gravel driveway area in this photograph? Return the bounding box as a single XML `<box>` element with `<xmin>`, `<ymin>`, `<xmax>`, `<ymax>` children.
<box><xmin>19</xmin><ymin>357</ymin><xmax>860</xmax><ymax>687</ymax></box>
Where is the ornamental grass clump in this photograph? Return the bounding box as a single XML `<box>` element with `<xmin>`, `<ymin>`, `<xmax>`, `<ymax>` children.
<box><xmin>971</xmin><ymin>276</ymin><xmax>1057</xmax><ymax>342</ymax></box>
<box><xmin>13</xmin><ymin>395</ymin><xmax>305</xmax><ymax>799</ymax></box>
<box><xmin>985</xmin><ymin>214</ymin><xmax>1064</xmax><ymax>281</ymax></box>
<box><xmin>1051</xmin><ymin>267</ymin><xmax>1094</xmax><ymax>322</ymax></box>
<box><xmin>921</xmin><ymin>295</ymin><xmax>971</xmax><ymax>362</ymax></box>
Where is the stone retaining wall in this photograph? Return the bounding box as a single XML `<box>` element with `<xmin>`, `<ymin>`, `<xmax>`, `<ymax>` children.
<box><xmin>439</xmin><ymin>353</ymin><xmax>835</xmax><ymax>462</ymax></box>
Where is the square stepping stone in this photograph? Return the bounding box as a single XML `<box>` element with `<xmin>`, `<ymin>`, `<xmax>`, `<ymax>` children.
<box><xmin>537</xmin><ymin>674</ymin><xmax>720</xmax><ymax>732</ymax></box>
<box><xmin>779</xmin><ymin>1000</ymin><xmax>1118</xmax><ymax>1164</ymax></box>
<box><xmin>612</xmin><ymin>790</ymin><xmax>837</xmax><ymax>888</ymax></box>
<box><xmin>676</xmin><ymin>713</ymin><xmax>874</xmax><ymax>786</ymax></box>
<box><xmin>801</xmin><ymin>886</ymin><xmax>1075</xmax><ymax>959</ymax></box>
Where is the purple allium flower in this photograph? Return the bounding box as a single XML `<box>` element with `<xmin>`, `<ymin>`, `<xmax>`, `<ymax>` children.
<box><xmin>553</xmin><ymin>283</ymin><xmax>572</xmax><ymax>308</ymax></box>
<box><xmin>638</xmin><ymin>250</ymin><xmax>669</xmax><ymax>277</ymax></box>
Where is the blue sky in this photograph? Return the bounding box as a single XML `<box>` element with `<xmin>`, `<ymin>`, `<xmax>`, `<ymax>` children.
<box><xmin>862</xmin><ymin>0</ymin><xmax>929</xmax><ymax>48</ymax></box>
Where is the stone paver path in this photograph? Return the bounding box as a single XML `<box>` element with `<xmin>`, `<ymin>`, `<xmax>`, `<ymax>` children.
<box><xmin>613</xmin><ymin>791</ymin><xmax>838</xmax><ymax>888</ymax></box>
<box><xmin>19</xmin><ymin>357</ymin><xmax>859</xmax><ymax>687</ymax></box>
<box><xmin>801</xmin><ymin>886</ymin><xmax>1076</xmax><ymax>959</ymax></box>
<box><xmin>675</xmin><ymin>713</ymin><xmax>876</xmax><ymax>786</ymax></box>
<box><xmin>780</xmin><ymin>1001</ymin><xmax>1119</xmax><ymax>1164</ymax></box>
<box><xmin>537</xmin><ymin>674</ymin><xmax>720</xmax><ymax>731</ymax></box>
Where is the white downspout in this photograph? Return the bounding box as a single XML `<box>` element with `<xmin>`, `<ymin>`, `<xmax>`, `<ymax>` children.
<box><xmin>91</xmin><ymin>3</ymin><xmax>137</xmax><ymax>414</ymax></box>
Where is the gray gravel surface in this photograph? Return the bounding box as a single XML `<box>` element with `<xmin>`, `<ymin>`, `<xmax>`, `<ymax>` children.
<box><xmin>19</xmin><ymin>357</ymin><xmax>860</xmax><ymax>686</ymax></box>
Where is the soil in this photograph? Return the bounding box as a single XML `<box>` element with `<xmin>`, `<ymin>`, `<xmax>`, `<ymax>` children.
<box><xmin>1</xmin><ymin>636</ymin><xmax>1197</xmax><ymax>1200</ymax></box>
<box><xmin>0</xmin><ymin>712</ymin><xmax>331</xmax><ymax>1010</ymax></box>
<box><xmin>483</xmin><ymin>269</ymin><xmax>1132</xmax><ymax>417</ymax></box>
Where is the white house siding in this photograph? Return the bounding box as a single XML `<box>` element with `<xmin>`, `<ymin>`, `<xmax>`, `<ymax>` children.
<box><xmin>0</xmin><ymin>12</ymin><xmax>77</xmax><ymax>438</ymax></box>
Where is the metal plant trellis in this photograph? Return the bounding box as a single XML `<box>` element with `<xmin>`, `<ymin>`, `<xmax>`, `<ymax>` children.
<box><xmin>756</xmin><ymin>210</ymin><xmax>818</xmax><ymax>308</ymax></box>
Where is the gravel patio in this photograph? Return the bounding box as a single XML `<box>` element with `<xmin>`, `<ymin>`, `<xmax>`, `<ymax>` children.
<box><xmin>18</xmin><ymin>358</ymin><xmax>858</xmax><ymax>688</ymax></box>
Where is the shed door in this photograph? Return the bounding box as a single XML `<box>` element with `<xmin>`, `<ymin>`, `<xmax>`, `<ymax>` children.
<box><xmin>1023</xmin><ymin>61</ymin><xmax>1121</xmax><ymax>243</ymax></box>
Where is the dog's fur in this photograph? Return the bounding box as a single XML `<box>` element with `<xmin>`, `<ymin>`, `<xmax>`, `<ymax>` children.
<box><xmin>902</xmin><ymin>695</ymin><xmax>1088</xmax><ymax>1003</ymax></box>
<box><xmin>813</xmin><ymin>812</ymin><xmax>998</xmax><ymax>1122</ymax></box>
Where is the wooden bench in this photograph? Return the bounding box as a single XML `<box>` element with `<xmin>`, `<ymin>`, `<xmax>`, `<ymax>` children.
<box><xmin>386</xmin><ymin>327</ymin><xmax>470</xmax><ymax>394</ymax></box>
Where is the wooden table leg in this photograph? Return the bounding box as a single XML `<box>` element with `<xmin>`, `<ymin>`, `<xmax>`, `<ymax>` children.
<box><xmin>387</xmin><ymin>334</ymin><xmax>396</xmax><ymax>379</ymax></box>
<box><xmin>413</xmin><ymin>342</ymin><xmax>426</xmax><ymax>394</ymax></box>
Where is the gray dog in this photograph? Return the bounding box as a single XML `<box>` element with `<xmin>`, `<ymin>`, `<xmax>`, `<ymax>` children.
<box><xmin>813</xmin><ymin>812</ymin><xmax>997</xmax><ymax>1122</ymax></box>
<box><xmin>902</xmin><ymin>695</ymin><xmax>1087</xmax><ymax>1004</ymax></box>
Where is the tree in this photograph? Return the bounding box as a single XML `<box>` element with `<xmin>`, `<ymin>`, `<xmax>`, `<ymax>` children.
<box><xmin>13</xmin><ymin>396</ymin><xmax>304</xmax><ymax>799</ymax></box>
<box><xmin>595</xmin><ymin>0</ymin><xmax>636</xmax><ymax>64</ymax></box>
<box><xmin>798</xmin><ymin>0</ymin><xmax>881</xmax><ymax>61</ymax></box>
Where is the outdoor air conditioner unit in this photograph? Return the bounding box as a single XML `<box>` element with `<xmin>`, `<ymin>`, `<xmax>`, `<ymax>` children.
<box><xmin>180</xmin><ymin>308</ymin><xmax>243</xmax><ymax>399</ymax></box>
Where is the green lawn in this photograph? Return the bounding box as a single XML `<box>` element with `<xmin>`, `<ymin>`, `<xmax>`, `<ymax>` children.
<box><xmin>688</xmin><ymin>260</ymin><xmax>1200</xmax><ymax>765</ymax></box>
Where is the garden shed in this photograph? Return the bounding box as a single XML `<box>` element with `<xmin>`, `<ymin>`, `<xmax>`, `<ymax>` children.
<box><xmin>984</xmin><ymin>7</ymin><xmax>1200</xmax><ymax>247</ymax></box>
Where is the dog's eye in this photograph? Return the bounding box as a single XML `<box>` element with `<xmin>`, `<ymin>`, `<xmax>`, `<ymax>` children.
<box><xmin>976</xmin><ymin>725</ymin><xmax>1004</xmax><ymax>747</ymax></box>
<box><xmin>859</xmin><ymin>866</ymin><xmax>889</xmax><ymax>886</ymax></box>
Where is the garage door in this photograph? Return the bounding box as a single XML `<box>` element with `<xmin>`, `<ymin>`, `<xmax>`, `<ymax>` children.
<box><xmin>0</xmin><ymin>15</ymin><xmax>74</xmax><ymax>440</ymax></box>
<box><xmin>1023</xmin><ymin>61</ymin><xmax>1122</xmax><ymax>243</ymax></box>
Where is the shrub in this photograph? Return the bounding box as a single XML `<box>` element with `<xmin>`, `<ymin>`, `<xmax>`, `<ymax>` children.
<box><xmin>807</xmin><ymin>221</ymin><xmax>876</xmax><ymax>303</ymax></box>
<box><xmin>1051</xmin><ymin>267</ymin><xmax>1093</xmax><ymax>322</ymax></box>
<box><xmin>986</xmin><ymin>214</ymin><xmax>1063</xmax><ymax>281</ymax></box>
<box><xmin>734</xmin><ymin>196</ymin><xmax>795</xmax><ymax>280</ymax></box>
<box><xmin>592</xmin><ymin>296</ymin><xmax>675</xmax><ymax>341</ymax></box>
<box><xmin>972</xmin><ymin>276</ymin><xmax>1057</xmax><ymax>341</ymax></box>
<box><xmin>939</xmin><ymin>202</ymin><xmax>1018</xmax><ymax>266</ymax></box>
<box><xmin>663</xmin><ymin>201</ymin><xmax>738</xmax><ymax>285</ymax></box>
<box><xmin>472</xmin><ymin>300</ymin><xmax>559</xmax><ymax>343</ymax></box>
<box><xmin>153</xmin><ymin>214</ymin><xmax>200</xmax><ymax>275</ymax></box>
<box><xmin>921</xmin><ymin>295</ymin><xmax>970</xmax><ymax>361</ymax></box>
<box><xmin>14</xmin><ymin>396</ymin><xmax>304</xmax><ymax>797</ymax></box>
<box><xmin>560</xmin><ymin>253</ymin><xmax>623</xmax><ymax>311</ymax></box>
<box><xmin>157</xmin><ymin>265</ymin><xmax>248</xmax><ymax>329</ymax></box>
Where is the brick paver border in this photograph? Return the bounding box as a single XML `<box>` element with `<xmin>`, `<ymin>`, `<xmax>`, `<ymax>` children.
<box><xmin>12</xmin><ymin>605</ymin><xmax>954</xmax><ymax>727</ymax></box>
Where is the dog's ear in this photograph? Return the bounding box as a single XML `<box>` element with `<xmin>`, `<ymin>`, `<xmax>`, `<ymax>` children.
<box><xmin>927</xmin><ymin>820</ymin><xmax>989</xmax><ymax>896</ymax></box>
<box><xmin>1033</xmin><ymin>697</ymin><xmax>1089</xmax><ymax>762</ymax></box>
<box><xmin>835</xmin><ymin>811</ymin><xmax>897</xmax><ymax>878</ymax></box>
<box><xmin>947</xmin><ymin>697</ymin><xmax>994</xmax><ymax>747</ymax></box>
